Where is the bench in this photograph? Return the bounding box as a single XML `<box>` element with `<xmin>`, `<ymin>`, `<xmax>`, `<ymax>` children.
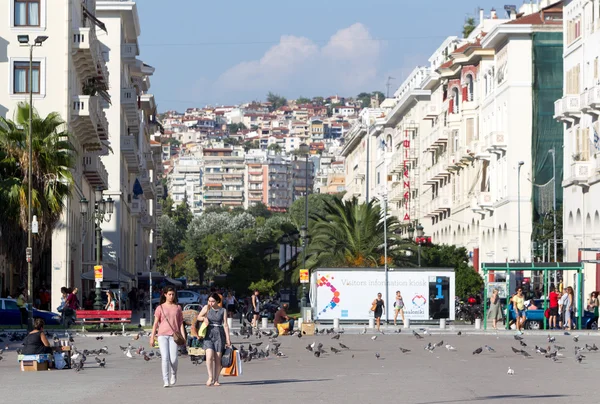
<box><xmin>75</xmin><ymin>310</ymin><xmax>132</xmax><ymax>332</ymax></box>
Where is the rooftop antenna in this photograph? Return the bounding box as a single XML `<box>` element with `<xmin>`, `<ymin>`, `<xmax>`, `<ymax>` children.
<box><xmin>386</xmin><ymin>76</ymin><xmax>395</xmax><ymax>98</ymax></box>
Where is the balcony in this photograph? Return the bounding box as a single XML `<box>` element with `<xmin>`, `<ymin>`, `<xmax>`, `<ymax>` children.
<box><xmin>122</xmin><ymin>87</ymin><xmax>139</xmax><ymax>127</ymax></box>
<box><xmin>155</xmin><ymin>198</ymin><xmax>163</xmax><ymax>216</ymax></box>
<box><xmin>459</xmin><ymin>146</ymin><xmax>475</xmax><ymax>164</ymax></box>
<box><xmin>139</xmin><ymin>169</ymin><xmax>155</xmax><ymax>197</ymax></box>
<box><xmin>477</xmin><ymin>192</ymin><xmax>494</xmax><ymax>211</ymax></box>
<box><xmin>130</xmin><ymin>198</ymin><xmax>144</xmax><ymax>216</ymax></box>
<box><xmin>485</xmin><ymin>131</ymin><xmax>507</xmax><ymax>152</ymax></box>
<box><xmin>82</xmin><ymin>153</ymin><xmax>108</xmax><ymax>189</ymax></box>
<box><xmin>473</xmin><ymin>139</ymin><xmax>491</xmax><ymax>160</ymax></box>
<box><xmin>72</xmin><ymin>27</ymin><xmax>109</xmax><ymax>84</ymax></box>
<box><xmin>423</xmin><ymin>104</ymin><xmax>439</xmax><ymax>120</ymax></box>
<box><xmin>554</xmin><ymin>94</ymin><xmax>581</xmax><ymax>121</ymax></box>
<box><xmin>563</xmin><ymin>161</ymin><xmax>591</xmax><ymax>188</ymax></box>
<box><xmin>143</xmin><ymin>151</ymin><xmax>155</xmax><ymax>169</ymax></box>
<box><xmin>122</xmin><ymin>42</ymin><xmax>138</xmax><ymax>61</ymax></box>
<box><xmin>121</xmin><ymin>135</ymin><xmax>140</xmax><ymax>173</ymax></box>
<box><xmin>581</xmin><ymin>85</ymin><xmax>600</xmax><ymax>115</ymax></box>
<box><xmin>140</xmin><ymin>213</ymin><xmax>153</xmax><ymax>229</ymax></box>
<box><xmin>424</xmin><ymin>196</ymin><xmax>452</xmax><ymax>217</ymax></box>
<box><xmin>71</xmin><ymin>95</ymin><xmax>109</xmax><ymax>150</ymax></box>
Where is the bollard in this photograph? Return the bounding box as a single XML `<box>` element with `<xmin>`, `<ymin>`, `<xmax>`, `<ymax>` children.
<box><xmin>298</xmin><ymin>318</ymin><xmax>303</xmax><ymax>330</ymax></box>
<box><xmin>404</xmin><ymin>318</ymin><xmax>410</xmax><ymax>329</ymax></box>
<box><xmin>139</xmin><ymin>318</ymin><xmax>147</xmax><ymax>327</ymax></box>
<box><xmin>333</xmin><ymin>318</ymin><xmax>340</xmax><ymax>330</ymax></box>
<box><xmin>227</xmin><ymin>317</ymin><xmax>233</xmax><ymax>330</ymax></box>
<box><xmin>261</xmin><ymin>317</ymin><xmax>268</xmax><ymax>329</ymax></box>
<box><xmin>439</xmin><ymin>318</ymin><xmax>446</xmax><ymax>329</ymax></box>
<box><xmin>475</xmin><ymin>318</ymin><xmax>481</xmax><ymax>330</ymax></box>
<box><xmin>369</xmin><ymin>318</ymin><xmax>375</xmax><ymax>329</ymax></box>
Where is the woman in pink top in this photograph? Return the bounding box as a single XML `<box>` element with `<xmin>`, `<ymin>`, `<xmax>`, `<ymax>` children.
<box><xmin>150</xmin><ymin>286</ymin><xmax>185</xmax><ymax>388</ymax></box>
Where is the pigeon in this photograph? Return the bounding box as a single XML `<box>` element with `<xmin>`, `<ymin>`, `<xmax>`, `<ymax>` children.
<box><xmin>330</xmin><ymin>347</ymin><xmax>341</xmax><ymax>354</ymax></box>
<box><xmin>435</xmin><ymin>340</ymin><xmax>444</xmax><ymax>348</ymax></box>
<box><xmin>564</xmin><ymin>331</ymin><xmax>570</xmax><ymax>335</ymax></box>
<box><xmin>375</xmin><ymin>352</ymin><xmax>380</xmax><ymax>360</ymax></box>
<box><xmin>125</xmin><ymin>349</ymin><xmax>133</xmax><ymax>359</ymax></box>
<box><xmin>457</xmin><ymin>331</ymin><xmax>462</xmax><ymax>336</ymax></box>
<box><xmin>371</xmin><ymin>335</ymin><xmax>377</xmax><ymax>341</ymax></box>
<box><xmin>547</xmin><ymin>335</ymin><xmax>556</xmax><ymax>343</ymax></box>
<box><xmin>95</xmin><ymin>336</ymin><xmax>103</xmax><ymax>341</ymax></box>
<box><xmin>144</xmin><ymin>354</ymin><xmax>151</xmax><ymax>361</ymax></box>
<box><xmin>514</xmin><ymin>335</ymin><xmax>523</xmax><ymax>341</ymax></box>
<box><xmin>413</xmin><ymin>330</ymin><xmax>424</xmax><ymax>340</ymax></box>
<box><xmin>576</xmin><ymin>353</ymin><xmax>585</xmax><ymax>363</ymax></box>
<box><xmin>535</xmin><ymin>346</ymin><xmax>547</xmax><ymax>355</ymax></box>
<box><xmin>305</xmin><ymin>344</ymin><xmax>313</xmax><ymax>352</ymax></box>
<box><xmin>519</xmin><ymin>340</ymin><xmax>527</xmax><ymax>347</ymax></box>
<box><xmin>472</xmin><ymin>347</ymin><xmax>483</xmax><ymax>355</ymax></box>
<box><xmin>425</xmin><ymin>343</ymin><xmax>435</xmax><ymax>353</ymax></box>
<box><xmin>331</xmin><ymin>334</ymin><xmax>340</xmax><ymax>340</ymax></box>
<box><xmin>485</xmin><ymin>345</ymin><xmax>496</xmax><ymax>353</ymax></box>
<box><xmin>339</xmin><ymin>343</ymin><xmax>349</xmax><ymax>350</ymax></box>
<box><xmin>587</xmin><ymin>344</ymin><xmax>598</xmax><ymax>351</ymax></box>
<box><xmin>399</xmin><ymin>347</ymin><xmax>411</xmax><ymax>353</ymax></box>
<box><xmin>314</xmin><ymin>351</ymin><xmax>321</xmax><ymax>358</ymax></box>
<box><xmin>573</xmin><ymin>336</ymin><xmax>579</xmax><ymax>343</ymax></box>
<box><xmin>98</xmin><ymin>358</ymin><xmax>106</xmax><ymax>368</ymax></box>
<box><xmin>520</xmin><ymin>350</ymin><xmax>531</xmax><ymax>357</ymax></box>
<box><xmin>554</xmin><ymin>345</ymin><xmax>565</xmax><ymax>351</ymax></box>
<box><xmin>394</xmin><ymin>328</ymin><xmax>402</xmax><ymax>333</ymax></box>
<box><xmin>445</xmin><ymin>344</ymin><xmax>456</xmax><ymax>351</ymax></box>
<box><xmin>361</xmin><ymin>327</ymin><xmax>367</xmax><ymax>334</ymax></box>
<box><xmin>507</xmin><ymin>367</ymin><xmax>515</xmax><ymax>375</ymax></box>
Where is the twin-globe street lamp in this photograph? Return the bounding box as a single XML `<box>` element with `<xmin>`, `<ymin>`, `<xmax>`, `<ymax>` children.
<box><xmin>407</xmin><ymin>224</ymin><xmax>426</xmax><ymax>267</ymax></box>
<box><xmin>298</xmin><ymin>143</ymin><xmax>310</xmax><ymax>312</ymax></box>
<box><xmin>80</xmin><ymin>188</ymin><xmax>114</xmax><ymax>309</ymax></box>
<box><xmin>18</xmin><ymin>34</ymin><xmax>48</xmax><ymax>331</ymax></box>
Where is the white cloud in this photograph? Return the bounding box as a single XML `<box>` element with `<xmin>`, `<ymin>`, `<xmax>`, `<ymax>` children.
<box><xmin>213</xmin><ymin>23</ymin><xmax>383</xmax><ymax>100</ymax></box>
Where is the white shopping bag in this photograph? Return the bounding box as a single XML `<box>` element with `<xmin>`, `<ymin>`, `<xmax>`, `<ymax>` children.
<box><xmin>236</xmin><ymin>350</ymin><xmax>243</xmax><ymax>376</ymax></box>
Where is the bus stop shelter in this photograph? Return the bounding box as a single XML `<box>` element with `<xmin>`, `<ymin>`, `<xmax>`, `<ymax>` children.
<box><xmin>482</xmin><ymin>262</ymin><xmax>584</xmax><ymax>330</ymax></box>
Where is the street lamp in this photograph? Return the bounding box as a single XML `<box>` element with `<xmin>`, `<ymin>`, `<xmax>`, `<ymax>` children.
<box><xmin>517</xmin><ymin>161</ymin><xmax>524</xmax><ymax>262</ymax></box>
<box><xmin>18</xmin><ymin>34</ymin><xmax>48</xmax><ymax>331</ymax></box>
<box><xmin>282</xmin><ymin>234</ymin><xmax>291</xmax><ymax>289</ymax></box>
<box><xmin>298</xmin><ymin>143</ymin><xmax>310</xmax><ymax>311</ymax></box>
<box><xmin>80</xmin><ymin>188</ymin><xmax>114</xmax><ymax>309</ymax></box>
<box><xmin>416</xmin><ymin>224</ymin><xmax>425</xmax><ymax>267</ymax></box>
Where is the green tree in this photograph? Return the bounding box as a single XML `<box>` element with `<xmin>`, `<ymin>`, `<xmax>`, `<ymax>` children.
<box><xmin>247</xmin><ymin>202</ymin><xmax>272</xmax><ymax>219</ymax></box>
<box><xmin>156</xmin><ymin>215</ymin><xmax>184</xmax><ymax>275</ymax></box>
<box><xmin>463</xmin><ymin>17</ymin><xmax>476</xmax><ymax>38</ymax></box>
<box><xmin>248</xmin><ymin>279</ymin><xmax>276</xmax><ymax>296</ymax></box>
<box><xmin>288</xmin><ymin>193</ymin><xmax>338</xmax><ymax>229</ymax></box>
<box><xmin>357</xmin><ymin>91</ymin><xmax>385</xmax><ymax>107</ymax></box>
<box><xmin>295</xmin><ymin>96</ymin><xmax>311</xmax><ymax>104</ymax></box>
<box><xmin>0</xmin><ymin>103</ymin><xmax>74</xmax><ymax>278</ymax></box>
<box><xmin>171</xmin><ymin>198</ymin><xmax>193</xmax><ymax>232</ymax></box>
<box><xmin>227</xmin><ymin>123</ymin><xmax>247</xmax><ymax>134</ymax></box>
<box><xmin>312</xmin><ymin>96</ymin><xmax>324</xmax><ymax>106</ymax></box>
<box><xmin>532</xmin><ymin>208</ymin><xmax>563</xmax><ymax>261</ymax></box>
<box><xmin>267</xmin><ymin>143</ymin><xmax>283</xmax><ymax>154</ymax></box>
<box><xmin>266</xmin><ymin>92</ymin><xmax>287</xmax><ymax>111</ymax></box>
<box><xmin>306</xmin><ymin>197</ymin><xmax>399</xmax><ymax>269</ymax></box>
<box><xmin>162</xmin><ymin>196</ymin><xmax>174</xmax><ymax>217</ymax></box>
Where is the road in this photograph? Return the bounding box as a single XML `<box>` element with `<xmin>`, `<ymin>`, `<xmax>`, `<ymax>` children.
<box><xmin>1</xmin><ymin>328</ymin><xmax>599</xmax><ymax>403</ymax></box>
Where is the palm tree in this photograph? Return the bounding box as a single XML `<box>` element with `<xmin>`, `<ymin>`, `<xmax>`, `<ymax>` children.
<box><xmin>463</xmin><ymin>17</ymin><xmax>476</xmax><ymax>38</ymax></box>
<box><xmin>0</xmin><ymin>102</ymin><xmax>74</xmax><ymax>281</ymax></box>
<box><xmin>305</xmin><ymin>196</ymin><xmax>400</xmax><ymax>269</ymax></box>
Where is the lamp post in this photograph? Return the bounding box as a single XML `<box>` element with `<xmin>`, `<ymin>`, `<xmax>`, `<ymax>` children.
<box><xmin>517</xmin><ymin>161</ymin><xmax>524</xmax><ymax>262</ymax></box>
<box><xmin>18</xmin><ymin>34</ymin><xmax>47</xmax><ymax>330</ymax></box>
<box><xmin>382</xmin><ymin>195</ymin><xmax>389</xmax><ymax>325</ymax></box>
<box><xmin>282</xmin><ymin>234</ymin><xmax>290</xmax><ymax>289</ymax></box>
<box><xmin>80</xmin><ymin>188</ymin><xmax>114</xmax><ymax>309</ymax></box>
<box><xmin>408</xmin><ymin>225</ymin><xmax>425</xmax><ymax>267</ymax></box>
<box><xmin>299</xmin><ymin>143</ymin><xmax>310</xmax><ymax>310</ymax></box>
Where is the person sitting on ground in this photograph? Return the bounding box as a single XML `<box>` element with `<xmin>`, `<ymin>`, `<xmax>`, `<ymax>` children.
<box><xmin>22</xmin><ymin>318</ymin><xmax>52</xmax><ymax>355</ymax></box>
<box><xmin>273</xmin><ymin>303</ymin><xmax>295</xmax><ymax>335</ymax></box>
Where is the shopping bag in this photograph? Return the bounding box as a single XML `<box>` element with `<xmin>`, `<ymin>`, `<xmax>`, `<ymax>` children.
<box><xmin>235</xmin><ymin>350</ymin><xmax>242</xmax><ymax>376</ymax></box>
<box><xmin>198</xmin><ymin>322</ymin><xmax>208</xmax><ymax>340</ymax></box>
<box><xmin>221</xmin><ymin>349</ymin><xmax>240</xmax><ymax>377</ymax></box>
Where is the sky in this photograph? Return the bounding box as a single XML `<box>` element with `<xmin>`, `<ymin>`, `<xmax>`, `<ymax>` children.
<box><xmin>137</xmin><ymin>0</ymin><xmax>508</xmax><ymax>111</ymax></box>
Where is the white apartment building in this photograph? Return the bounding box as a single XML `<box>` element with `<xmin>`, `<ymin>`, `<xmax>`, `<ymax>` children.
<box><xmin>168</xmin><ymin>156</ymin><xmax>203</xmax><ymax>215</ymax></box>
<box><xmin>202</xmin><ymin>147</ymin><xmax>245</xmax><ymax>210</ymax></box>
<box><xmin>559</xmin><ymin>0</ymin><xmax>600</xmax><ymax>292</ymax></box>
<box><xmin>0</xmin><ymin>0</ymin><xmax>113</xmax><ymax>305</ymax></box>
<box><xmin>96</xmin><ymin>1</ymin><xmax>160</xmax><ymax>287</ymax></box>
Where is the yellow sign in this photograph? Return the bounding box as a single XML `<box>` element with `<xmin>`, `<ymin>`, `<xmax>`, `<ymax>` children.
<box><xmin>299</xmin><ymin>269</ymin><xmax>309</xmax><ymax>284</ymax></box>
<box><xmin>94</xmin><ymin>265</ymin><xmax>103</xmax><ymax>282</ymax></box>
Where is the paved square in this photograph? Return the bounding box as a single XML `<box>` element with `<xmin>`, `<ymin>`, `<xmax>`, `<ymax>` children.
<box><xmin>1</xmin><ymin>328</ymin><xmax>599</xmax><ymax>403</ymax></box>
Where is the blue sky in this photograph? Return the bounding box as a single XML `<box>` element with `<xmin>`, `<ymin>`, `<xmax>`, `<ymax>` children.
<box><xmin>137</xmin><ymin>0</ymin><xmax>506</xmax><ymax>111</ymax></box>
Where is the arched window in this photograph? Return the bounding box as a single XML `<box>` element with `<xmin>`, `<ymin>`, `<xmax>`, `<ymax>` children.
<box><xmin>484</xmin><ymin>75</ymin><xmax>488</xmax><ymax>96</ymax></box>
<box><xmin>466</xmin><ymin>74</ymin><xmax>474</xmax><ymax>101</ymax></box>
<box><xmin>452</xmin><ymin>87</ymin><xmax>460</xmax><ymax>113</ymax></box>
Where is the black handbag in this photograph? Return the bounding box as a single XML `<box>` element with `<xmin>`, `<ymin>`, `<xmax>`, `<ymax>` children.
<box><xmin>221</xmin><ymin>346</ymin><xmax>234</xmax><ymax>367</ymax></box>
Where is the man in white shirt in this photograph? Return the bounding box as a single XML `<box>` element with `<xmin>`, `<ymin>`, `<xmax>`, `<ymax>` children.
<box><xmin>558</xmin><ymin>289</ymin><xmax>568</xmax><ymax>329</ymax></box>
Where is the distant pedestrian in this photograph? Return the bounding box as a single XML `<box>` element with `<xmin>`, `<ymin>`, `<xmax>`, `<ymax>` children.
<box><xmin>511</xmin><ymin>288</ymin><xmax>526</xmax><ymax>332</ymax></box>
<box><xmin>487</xmin><ymin>288</ymin><xmax>503</xmax><ymax>330</ymax></box>
<box><xmin>192</xmin><ymin>292</ymin><xmax>231</xmax><ymax>386</ymax></box>
<box><xmin>150</xmin><ymin>286</ymin><xmax>185</xmax><ymax>388</ymax></box>
<box><xmin>224</xmin><ymin>292</ymin><xmax>237</xmax><ymax>319</ymax></box>
<box><xmin>129</xmin><ymin>287</ymin><xmax>138</xmax><ymax>312</ymax></box>
<box><xmin>16</xmin><ymin>287</ymin><xmax>27</xmax><ymax>328</ymax></box>
<box><xmin>393</xmin><ymin>290</ymin><xmax>405</xmax><ymax>326</ymax></box>
<box><xmin>251</xmin><ymin>289</ymin><xmax>261</xmax><ymax>329</ymax></box>
<box><xmin>548</xmin><ymin>286</ymin><xmax>559</xmax><ymax>329</ymax></box>
<box><xmin>105</xmin><ymin>290</ymin><xmax>116</xmax><ymax>311</ymax></box>
<box><xmin>564</xmin><ymin>286</ymin><xmax>575</xmax><ymax>330</ymax></box>
<box><xmin>371</xmin><ymin>293</ymin><xmax>385</xmax><ymax>331</ymax></box>
<box><xmin>587</xmin><ymin>292</ymin><xmax>599</xmax><ymax>317</ymax></box>
<box><xmin>558</xmin><ymin>288</ymin><xmax>568</xmax><ymax>329</ymax></box>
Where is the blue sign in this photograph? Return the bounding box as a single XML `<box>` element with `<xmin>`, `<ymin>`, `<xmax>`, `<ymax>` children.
<box><xmin>435</xmin><ymin>277</ymin><xmax>444</xmax><ymax>299</ymax></box>
<box><xmin>341</xmin><ymin>310</ymin><xmax>348</xmax><ymax>318</ymax></box>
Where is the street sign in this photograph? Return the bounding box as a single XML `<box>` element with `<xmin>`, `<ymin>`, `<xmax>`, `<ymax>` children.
<box><xmin>94</xmin><ymin>265</ymin><xmax>103</xmax><ymax>282</ymax></box>
<box><xmin>25</xmin><ymin>247</ymin><xmax>32</xmax><ymax>263</ymax></box>
<box><xmin>299</xmin><ymin>269</ymin><xmax>309</xmax><ymax>284</ymax></box>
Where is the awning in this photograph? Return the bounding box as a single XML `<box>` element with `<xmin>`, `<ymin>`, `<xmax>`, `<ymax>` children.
<box><xmin>165</xmin><ymin>277</ymin><xmax>182</xmax><ymax>287</ymax></box>
<box><xmin>136</xmin><ymin>271</ymin><xmax>165</xmax><ymax>280</ymax></box>
<box><xmin>82</xmin><ymin>6</ymin><xmax>107</xmax><ymax>33</ymax></box>
<box><xmin>81</xmin><ymin>264</ymin><xmax>134</xmax><ymax>283</ymax></box>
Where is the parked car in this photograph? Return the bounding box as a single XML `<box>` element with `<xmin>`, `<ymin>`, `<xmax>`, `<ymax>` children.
<box><xmin>0</xmin><ymin>298</ymin><xmax>62</xmax><ymax>326</ymax></box>
<box><xmin>151</xmin><ymin>290</ymin><xmax>201</xmax><ymax>309</ymax></box>
<box><xmin>508</xmin><ymin>299</ymin><xmax>598</xmax><ymax>330</ymax></box>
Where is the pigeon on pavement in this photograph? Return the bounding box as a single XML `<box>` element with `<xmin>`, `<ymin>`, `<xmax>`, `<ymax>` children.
<box><xmin>472</xmin><ymin>347</ymin><xmax>483</xmax><ymax>355</ymax></box>
<box><xmin>507</xmin><ymin>367</ymin><xmax>515</xmax><ymax>375</ymax></box>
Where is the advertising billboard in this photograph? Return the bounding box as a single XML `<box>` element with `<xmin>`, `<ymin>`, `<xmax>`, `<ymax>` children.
<box><xmin>312</xmin><ymin>268</ymin><xmax>455</xmax><ymax>321</ymax></box>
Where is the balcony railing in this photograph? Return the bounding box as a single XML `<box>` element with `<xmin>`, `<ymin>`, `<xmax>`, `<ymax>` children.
<box><xmin>581</xmin><ymin>85</ymin><xmax>600</xmax><ymax>113</ymax></box>
<box><xmin>485</xmin><ymin>131</ymin><xmax>507</xmax><ymax>152</ymax></box>
<box><xmin>71</xmin><ymin>95</ymin><xmax>109</xmax><ymax>150</ymax></box>
<box><xmin>82</xmin><ymin>153</ymin><xmax>108</xmax><ymax>189</ymax></box>
<box><xmin>122</xmin><ymin>42</ymin><xmax>138</xmax><ymax>60</ymax></box>
<box><xmin>121</xmin><ymin>135</ymin><xmax>140</xmax><ymax>173</ymax></box>
<box><xmin>554</xmin><ymin>94</ymin><xmax>581</xmax><ymax>120</ymax></box>
<box><xmin>563</xmin><ymin>161</ymin><xmax>591</xmax><ymax>188</ymax></box>
<box><xmin>72</xmin><ymin>27</ymin><xmax>109</xmax><ymax>84</ymax></box>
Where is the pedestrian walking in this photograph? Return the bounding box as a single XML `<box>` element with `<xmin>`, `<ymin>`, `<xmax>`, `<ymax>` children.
<box><xmin>488</xmin><ymin>288</ymin><xmax>503</xmax><ymax>330</ymax></box>
<box><xmin>192</xmin><ymin>292</ymin><xmax>231</xmax><ymax>387</ymax></box>
<box><xmin>511</xmin><ymin>288</ymin><xmax>526</xmax><ymax>332</ymax></box>
<box><xmin>393</xmin><ymin>290</ymin><xmax>405</xmax><ymax>326</ymax></box>
<box><xmin>150</xmin><ymin>286</ymin><xmax>185</xmax><ymax>388</ymax></box>
<box><xmin>371</xmin><ymin>292</ymin><xmax>385</xmax><ymax>331</ymax></box>
<box><xmin>105</xmin><ymin>290</ymin><xmax>116</xmax><ymax>311</ymax></box>
<box><xmin>564</xmin><ymin>286</ymin><xmax>575</xmax><ymax>330</ymax></box>
<box><xmin>587</xmin><ymin>292</ymin><xmax>599</xmax><ymax>317</ymax></box>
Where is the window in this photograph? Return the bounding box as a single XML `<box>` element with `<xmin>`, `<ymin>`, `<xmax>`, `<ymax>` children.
<box><xmin>14</xmin><ymin>0</ymin><xmax>40</xmax><ymax>26</ymax></box>
<box><xmin>466</xmin><ymin>74</ymin><xmax>474</xmax><ymax>101</ymax></box>
<box><xmin>5</xmin><ymin>300</ymin><xmax>19</xmax><ymax>310</ymax></box>
<box><xmin>13</xmin><ymin>61</ymin><xmax>40</xmax><ymax>94</ymax></box>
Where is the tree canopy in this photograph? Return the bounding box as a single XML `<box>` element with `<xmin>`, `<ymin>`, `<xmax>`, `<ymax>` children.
<box><xmin>266</xmin><ymin>92</ymin><xmax>287</xmax><ymax>111</ymax></box>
